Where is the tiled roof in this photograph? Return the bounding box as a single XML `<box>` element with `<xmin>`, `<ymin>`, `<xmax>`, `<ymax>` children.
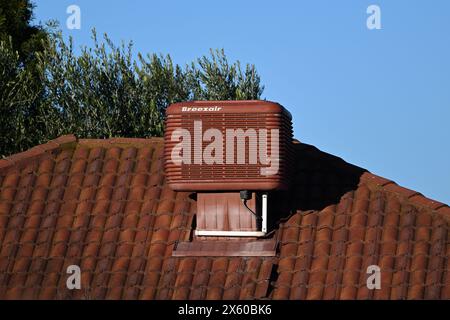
<box><xmin>0</xmin><ymin>135</ymin><xmax>449</xmax><ymax>300</ymax></box>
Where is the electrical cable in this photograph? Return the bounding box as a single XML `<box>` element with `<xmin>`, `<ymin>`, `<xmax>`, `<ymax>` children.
<box><xmin>242</xmin><ymin>199</ymin><xmax>262</xmax><ymax>220</ymax></box>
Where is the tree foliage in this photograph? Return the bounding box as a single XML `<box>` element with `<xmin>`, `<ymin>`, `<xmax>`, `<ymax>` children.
<box><xmin>0</xmin><ymin>16</ymin><xmax>264</xmax><ymax>157</ymax></box>
<box><xmin>0</xmin><ymin>39</ymin><xmax>43</xmax><ymax>155</ymax></box>
<box><xmin>0</xmin><ymin>0</ymin><xmax>47</xmax><ymax>65</ymax></box>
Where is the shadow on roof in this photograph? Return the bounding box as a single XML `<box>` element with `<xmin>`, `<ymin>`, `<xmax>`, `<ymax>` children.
<box><xmin>267</xmin><ymin>141</ymin><xmax>367</xmax><ymax>229</ymax></box>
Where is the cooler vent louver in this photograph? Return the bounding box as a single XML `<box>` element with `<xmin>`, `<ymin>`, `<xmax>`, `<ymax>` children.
<box><xmin>165</xmin><ymin>101</ymin><xmax>294</xmax><ymax>191</ymax></box>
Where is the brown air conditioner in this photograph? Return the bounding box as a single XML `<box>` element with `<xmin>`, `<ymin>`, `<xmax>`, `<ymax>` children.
<box><xmin>164</xmin><ymin>100</ymin><xmax>294</xmax><ymax>192</ymax></box>
<box><xmin>165</xmin><ymin>100</ymin><xmax>293</xmax><ymax>241</ymax></box>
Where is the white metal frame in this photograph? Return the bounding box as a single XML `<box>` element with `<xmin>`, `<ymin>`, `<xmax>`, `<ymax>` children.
<box><xmin>195</xmin><ymin>193</ymin><xmax>268</xmax><ymax>237</ymax></box>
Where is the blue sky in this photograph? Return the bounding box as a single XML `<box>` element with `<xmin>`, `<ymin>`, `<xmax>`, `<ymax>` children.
<box><xmin>34</xmin><ymin>0</ymin><xmax>450</xmax><ymax>203</ymax></box>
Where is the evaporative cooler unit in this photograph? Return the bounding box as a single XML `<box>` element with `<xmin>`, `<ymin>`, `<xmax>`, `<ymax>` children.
<box><xmin>164</xmin><ymin>100</ymin><xmax>294</xmax><ymax>255</ymax></box>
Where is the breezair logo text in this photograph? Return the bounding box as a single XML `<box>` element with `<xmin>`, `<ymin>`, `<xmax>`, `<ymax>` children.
<box><xmin>170</xmin><ymin>120</ymin><xmax>279</xmax><ymax>176</ymax></box>
<box><xmin>181</xmin><ymin>106</ymin><xmax>223</xmax><ymax>112</ymax></box>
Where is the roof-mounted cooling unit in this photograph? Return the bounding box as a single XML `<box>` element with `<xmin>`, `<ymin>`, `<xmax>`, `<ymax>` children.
<box><xmin>164</xmin><ymin>100</ymin><xmax>294</xmax><ymax>240</ymax></box>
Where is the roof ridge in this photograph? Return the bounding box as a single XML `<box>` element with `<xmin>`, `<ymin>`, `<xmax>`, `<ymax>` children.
<box><xmin>295</xmin><ymin>141</ymin><xmax>367</xmax><ymax>174</ymax></box>
<box><xmin>0</xmin><ymin>134</ymin><xmax>77</xmax><ymax>171</ymax></box>
<box><xmin>78</xmin><ymin>136</ymin><xmax>164</xmax><ymax>147</ymax></box>
<box><xmin>0</xmin><ymin>135</ymin><xmax>165</xmax><ymax>172</ymax></box>
<box><xmin>361</xmin><ymin>172</ymin><xmax>450</xmax><ymax>218</ymax></box>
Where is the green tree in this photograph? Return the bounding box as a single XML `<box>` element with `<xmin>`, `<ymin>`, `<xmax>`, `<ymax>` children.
<box><xmin>0</xmin><ymin>0</ymin><xmax>50</xmax><ymax>156</ymax></box>
<box><xmin>0</xmin><ymin>0</ymin><xmax>47</xmax><ymax>65</ymax></box>
<box><xmin>0</xmin><ymin>39</ymin><xmax>41</xmax><ymax>156</ymax></box>
<box><xmin>1</xmin><ymin>27</ymin><xmax>264</xmax><ymax>157</ymax></box>
<box><xmin>187</xmin><ymin>48</ymin><xmax>263</xmax><ymax>100</ymax></box>
<box><xmin>36</xmin><ymin>30</ymin><xmax>264</xmax><ymax>142</ymax></box>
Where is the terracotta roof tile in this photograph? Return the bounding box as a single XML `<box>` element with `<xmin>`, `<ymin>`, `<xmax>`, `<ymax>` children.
<box><xmin>381</xmin><ymin>182</ymin><xmax>421</xmax><ymax>199</ymax></box>
<box><xmin>409</xmin><ymin>194</ymin><xmax>447</xmax><ymax>210</ymax></box>
<box><xmin>0</xmin><ymin>136</ymin><xmax>449</xmax><ymax>299</ymax></box>
<box><xmin>437</xmin><ymin>206</ymin><xmax>450</xmax><ymax>218</ymax></box>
